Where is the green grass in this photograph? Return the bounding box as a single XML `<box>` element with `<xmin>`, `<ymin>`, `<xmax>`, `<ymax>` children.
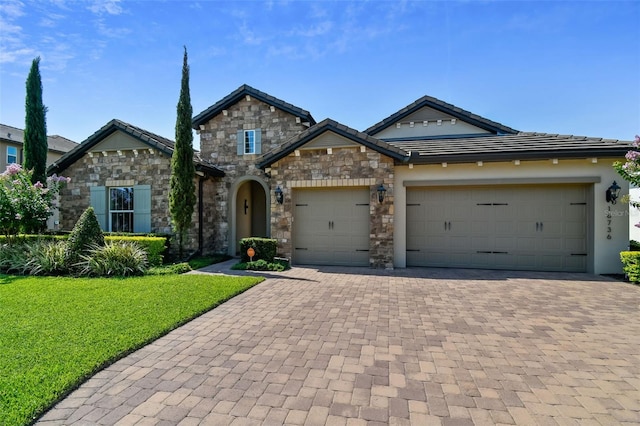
<box><xmin>0</xmin><ymin>273</ymin><xmax>263</xmax><ymax>426</ymax></box>
<box><xmin>188</xmin><ymin>254</ymin><xmax>231</xmax><ymax>270</ymax></box>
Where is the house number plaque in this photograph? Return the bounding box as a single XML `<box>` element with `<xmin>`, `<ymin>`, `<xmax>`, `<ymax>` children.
<box><xmin>606</xmin><ymin>206</ymin><xmax>612</xmax><ymax>240</ymax></box>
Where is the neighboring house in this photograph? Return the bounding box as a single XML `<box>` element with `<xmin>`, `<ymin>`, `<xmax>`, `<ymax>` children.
<box><xmin>0</xmin><ymin>123</ymin><xmax>78</xmax><ymax>171</ymax></box>
<box><xmin>51</xmin><ymin>84</ymin><xmax>630</xmax><ymax>274</ymax></box>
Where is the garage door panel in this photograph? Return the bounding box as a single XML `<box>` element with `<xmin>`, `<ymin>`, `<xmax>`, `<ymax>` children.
<box><xmin>450</xmin><ymin>236</ymin><xmax>471</xmax><ymax>250</ymax></box>
<box><xmin>566</xmin><ymin>255</ymin><xmax>587</xmax><ymax>271</ymax></box>
<box><xmin>565</xmin><ymin>237</ymin><xmax>587</xmax><ymax>252</ymax></box>
<box><xmin>407</xmin><ymin>185</ymin><xmax>588</xmax><ymax>272</ymax></box>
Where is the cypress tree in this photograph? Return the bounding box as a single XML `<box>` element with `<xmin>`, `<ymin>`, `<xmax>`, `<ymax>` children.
<box><xmin>169</xmin><ymin>46</ymin><xmax>196</xmax><ymax>259</ymax></box>
<box><xmin>24</xmin><ymin>57</ymin><xmax>48</xmax><ymax>185</ymax></box>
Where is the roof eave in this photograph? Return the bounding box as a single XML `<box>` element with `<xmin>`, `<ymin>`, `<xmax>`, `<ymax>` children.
<box><xmin>404</xmin><ymin>148</ymin><xmax>629</xmax><ymax>165</ymax></box>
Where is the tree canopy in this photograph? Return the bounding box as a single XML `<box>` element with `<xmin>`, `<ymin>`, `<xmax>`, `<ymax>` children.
<box><xmin>24</xmin><ymin>57</ymin><xmax>48</xmax><ymax>185</ymax></box>
<box><xmin>169</xmin><ymin>47</ymin><xmax>196</xmax><ymax>259</ymax></box>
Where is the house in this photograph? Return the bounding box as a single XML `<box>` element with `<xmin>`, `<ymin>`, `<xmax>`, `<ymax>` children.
<box><xmin>0</xmin><ymin>123</ymin><xmax>77</xmax><ymax>170</ymax></box>
<box><xmin>50</xmin><ymin>85</ymin><xmax>630</xmax><ymax>273</ymax></box>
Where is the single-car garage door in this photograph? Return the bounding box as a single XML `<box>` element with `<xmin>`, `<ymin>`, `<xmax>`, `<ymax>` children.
<box><xmin>294</xmin><ymin>187</ymin><xmax>370</xmax><ymax>266</ymax></box>
<box><xmin>406</xmin><ymin>184</ymin><xmax>588</xmax><ymax>272</ymax></box>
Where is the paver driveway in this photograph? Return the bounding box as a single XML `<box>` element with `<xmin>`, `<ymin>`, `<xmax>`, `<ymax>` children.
<box><xmin>39</xmin><ymin>266</ymin><xmax>640</xmax><ymax>425</ymax></box>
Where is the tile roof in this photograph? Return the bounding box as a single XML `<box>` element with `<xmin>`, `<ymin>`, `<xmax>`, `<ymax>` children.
<box><xmin>0</xmin><ymin>123</ymin><xmax>78</xmax><ymax>153</ymax></box>
<box><xmin>390</xmin><ymin>132</ymin><xmax>631</xmax><ymax>164</ymax></box>
<box><xmin>193</xmin><ymin>84</ymin><xmax>316</xmax><ymax>128</ymax></box>
<box><xmin>257</xmin><ymin>118</ymin><xmax>410</xmax><ymax>169</ymax></box>
<box><xmin>364</xmin><ymin>94</ymin><xmax>519</xmax><ymax>136</ymax></box>
<box><xmin>48</xmin><ymin>119</ymin><xmax>224</xmax><ymax>177</ymax></box>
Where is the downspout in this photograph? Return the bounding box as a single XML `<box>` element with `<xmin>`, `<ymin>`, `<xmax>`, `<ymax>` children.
<box><xmin>198</xmin><ymin>176</ymin><xmax>204</xmax><ymax>254</ymax></box>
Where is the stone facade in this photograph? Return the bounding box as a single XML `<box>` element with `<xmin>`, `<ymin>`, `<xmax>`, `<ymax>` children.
<box><xmin>197</xmin><ymin>96</ymin><xmax>309</xmax><ymax>253</ymax></box>
<box><xmin>58</xmin><ymin>147</ymin><xmax>218</xmax><ymax>257</ymax></box>
<box><xmin>268</xmin><ymin>146</ymin><xmax>395</xmax><ymax>268</ymax></box>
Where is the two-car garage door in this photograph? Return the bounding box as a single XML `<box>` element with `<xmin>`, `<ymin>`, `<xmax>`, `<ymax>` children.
<box><xmin>406</xmin><ymin>185</ymin><xmax>589</xmax><ymax>272</ymax></box>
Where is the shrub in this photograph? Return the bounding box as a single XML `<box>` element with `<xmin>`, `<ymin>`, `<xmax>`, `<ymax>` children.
<box><xmin>0</xmin><ymin>243</ymin><xmax>30</xmax><ymax>274</ymax></box>
<box><xmin>231</xmin><ymin>258</ymin><xmax>289</xmax><ymax>272</ymax></box>
<box><xmin>631</xmin><ymin>240</ymin><xmax>640</xmax><ymax>251</ymax></box>
<box><xmin>239</xmin><ymin>237</ymin><xmax>278</xmax><ymax>263</ymax></box>
<box><xmin>66</xmin><ymin>207</ymin><xmax>104</xmax><ymax>264</ymax></box>
<box><xmin>76</xmin><ymin>241</ymin><xmax>148</xmax><ymax>277</ymax></box>
<box><xmin>620</xmin><ymin>251</ymin><xmax>640</xmax><ymax>283</ymax></box>
<box><xmin>105</xmin><ymin>236</ymin><xmax>166</xmax><ymax>266</ymax></box>
<box><xmin>26</xmin><ymin>240</ymin><xmax>68</xmax><ymax>275</ymax></box>
<box><xmin>148</xmin><ymin>262</ymin><xmax>192</xmax><ymax>275</ymax></box>
<box><xmin>0</xmin><ymin>164</ymin><xmax>69</xmax><ymax>238</ymax></box>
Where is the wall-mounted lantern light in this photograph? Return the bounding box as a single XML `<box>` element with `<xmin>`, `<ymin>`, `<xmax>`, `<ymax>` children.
<box><xmin>606</xmin><ymin>181</ymin><xmax>621</xmax><ymax>204</ymax></box>
<box><xmin>274</xmin><ymin>186</ymin><xmax>284</xmax><ymax>204</ymax></box>
<box><xmin>376</xmin><ymin>183</ymin><xmax>387</xmax><ymax>203</ymax></box>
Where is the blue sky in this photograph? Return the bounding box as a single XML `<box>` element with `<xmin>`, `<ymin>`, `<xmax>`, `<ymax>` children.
<box><xmin>1</xmin><ymin>0</ymin><xmax>638</xmax><ymax>148</ymax></box>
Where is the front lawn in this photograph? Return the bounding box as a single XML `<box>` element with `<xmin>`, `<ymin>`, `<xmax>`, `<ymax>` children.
<box><xmin>0</xmin><ymin>273</ymin><xmax>263</xmax><ymax>426</ymax></box>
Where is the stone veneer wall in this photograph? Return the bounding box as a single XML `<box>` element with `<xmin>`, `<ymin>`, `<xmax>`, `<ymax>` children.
<box><xmin>58</xmin><ymin>148</ymin><xmax>217</xmax><ymax>258</ymax></box>
<box><xmin>197</xmin><ymin>96</ymin><xmax>308</xmax><ymax>254</ymax></box>
<box><xmin>269</xmin><ymin>146</ymin><xmax>395</xmax><ymax>268</ymax></box>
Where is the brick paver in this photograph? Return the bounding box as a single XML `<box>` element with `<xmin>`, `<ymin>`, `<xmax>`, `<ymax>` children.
<box><xmin>37</xmin><ymin>266</ymin><xmax>640</xmax><ymax>425</ymax></box>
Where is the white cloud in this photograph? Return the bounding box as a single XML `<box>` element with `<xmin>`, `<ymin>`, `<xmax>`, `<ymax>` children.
<box><xmin>0</xmin><ymin>0</ymin><xmax>25</xmax><ymax>19</ymax></box>
<box><xmin>96</xmin><ymin>19</ymin><xmax>132</xmax><ymax>38</ymax></box>
<box><xmin>88</xmin><ymin>0</ymin><xmax>124</xmax><ymax>16</ymax></box>
<box><xmin>0</xmin><ymin>47</ymin><xmax>36</xmax><ymax>64</ymax></box>
<box><xmin>239</xmin><ymin>22</ymin><xmax>266</xmax><ymax>45</ymax></box>
<box><xmin>293</xmin><ymin>21</ymin><xmax>333</xmax><ymax>38</ymax></box>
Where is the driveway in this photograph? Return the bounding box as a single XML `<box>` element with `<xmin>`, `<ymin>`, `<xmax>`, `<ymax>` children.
<box><xmin>39</xmin><ymin>266</ymin><xmax>640</xmax><ymax>425</ymax></box>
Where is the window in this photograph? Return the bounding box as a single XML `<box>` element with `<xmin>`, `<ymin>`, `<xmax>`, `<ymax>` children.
<box><xmin>244</xmin><ymin>130</ymin><xmax>255</xmax><ymax>154</ymax></box>
<box><xmin>236</xmin><ymin>129</ymin><xmax>262</xmax><ymax>155</ymax></box>
<box><xmin>7</xmin><ymin>146</ymin><xmax>17</xmax><ymax>164</ymax></box>
<box><xmin>109</xmin><ymin>187</ymin><xmax>134</xmax><ymax>232</ymax></box>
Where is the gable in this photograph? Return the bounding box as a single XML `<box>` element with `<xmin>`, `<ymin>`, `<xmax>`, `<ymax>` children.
<box><xmin>370</xmin><ymin>106</ymin><xmax>493</xmax><ymax>140</ymax></box>
<box><xmin>90</xmin><ymin>131</ymin><xmax>150</xmax><ymax>152</ymax></box>
<box><xmin>302</xmin><ymin>131</ymin><xmax>360</xmax><ymax>150</ymax></box>
<box><xmin>257</xmin><ymin>118</ymin><xmax>409</xmax><ymax>169</ymax></box>
<box><xmin>193</xmin><ymin>84</ymin><xmax>316</xmax><ymax>129</ymax></box>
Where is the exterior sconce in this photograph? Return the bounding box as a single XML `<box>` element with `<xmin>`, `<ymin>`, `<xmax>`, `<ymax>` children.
<box><xmin>376</xmin><ymin>183</ymin><xmax>387</xmax><ymax>203</ymax></box>
<box><xmin>274</xmin><ymin>186</ymin><xmax>284</xmax><ymax>204</ymax></box>
<box><xmin>606</xmin><ymin>181</ymin><xmax>621</xmax><ymax>204</ymax></box>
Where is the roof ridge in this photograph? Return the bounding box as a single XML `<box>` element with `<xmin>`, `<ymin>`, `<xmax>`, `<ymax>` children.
<box><xmin>193</xmin><ymin>84</ymin><xmax>316</xmax><ymax>127</ymax></box>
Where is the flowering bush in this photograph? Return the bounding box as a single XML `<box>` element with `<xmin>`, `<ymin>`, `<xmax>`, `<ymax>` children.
<box><xmin>614</xmin><ymin>135</ymin><xmax>640</xmax><ymax>227</ymax></box>
<box><xmin>0</xmin><ymin>163</ymin><xmax>69</xmax><ymax>238</ymax></box>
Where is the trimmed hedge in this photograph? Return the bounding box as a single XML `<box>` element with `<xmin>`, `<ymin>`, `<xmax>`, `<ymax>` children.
<box><xmin>620</xmin><ymin>251</ymin><xmax>640</xmax><ymax>283</ymax></box>
<box><xmin>0</xmin><ymin>234</ymin><xmax>65</xmax><ymax>244</ymax></box>
<box><xmin>105</xmin><ymin>236</ymin><xmax>166</xmax><ymax>266</ymax></box>
<box><xmin>630</xmin><ymin>240</ymin><xmax>640</xmax><ymax>251</ymax></box>
<box><xmin>239</xmin><ymin>237</ymin><xmax>277</xmax><ymax>263</ymax></box>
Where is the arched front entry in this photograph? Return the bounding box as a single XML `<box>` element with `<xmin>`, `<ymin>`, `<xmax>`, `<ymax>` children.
<box><xmin>230</xmin><ymin>177</ymin><xmax>270</xmax><ymax>256</ymax></box>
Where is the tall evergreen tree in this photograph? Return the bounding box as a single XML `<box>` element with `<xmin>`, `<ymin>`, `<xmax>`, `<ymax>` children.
<box><xmin>24</xmin><ymin>57</ymin><xmax>48</xmax><ymax>185</ymax></box>
<box><xmin>169</xmin><ymin>47</ymin><xmax>196</xmax><ymax>259</ymax></box>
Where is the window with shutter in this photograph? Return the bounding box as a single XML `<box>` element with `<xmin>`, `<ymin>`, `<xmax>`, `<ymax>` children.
<box><xmin>236</xmin><ymin>129</ymin><xmax>262</xmax><ymax>155</ymax></box>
